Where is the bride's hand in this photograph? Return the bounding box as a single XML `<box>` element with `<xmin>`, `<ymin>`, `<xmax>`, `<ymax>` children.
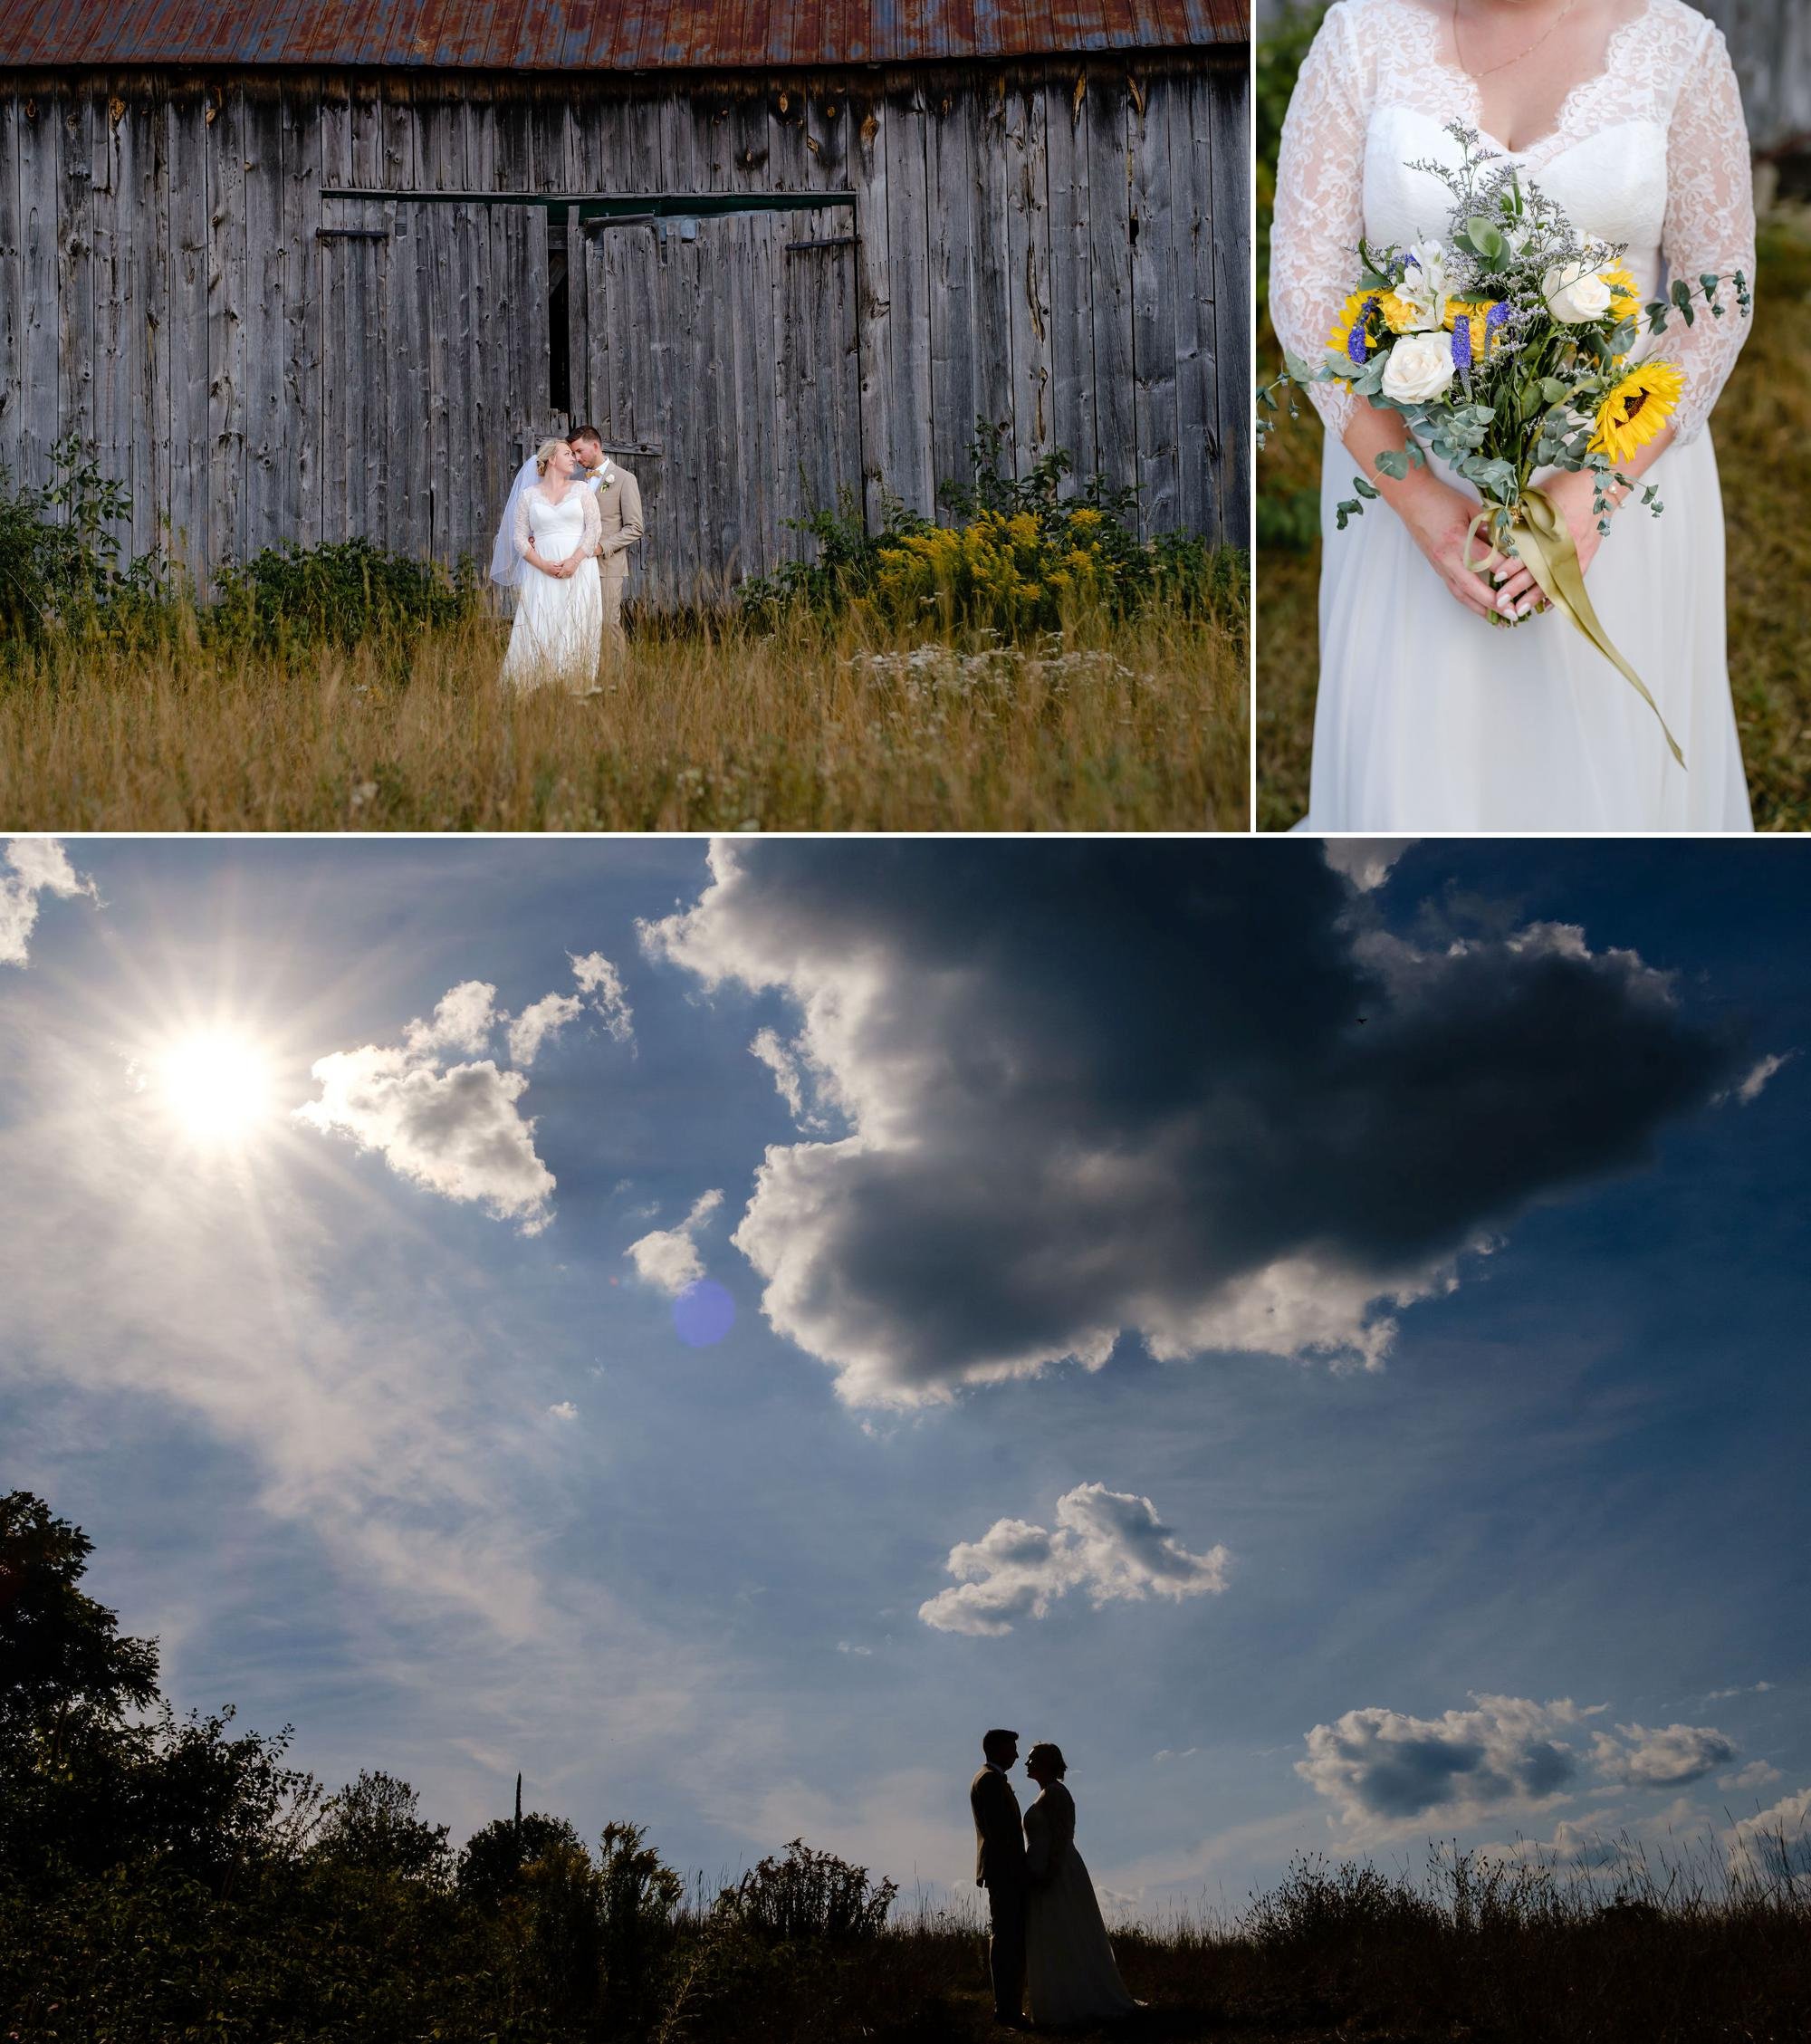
<box><xmin>1394</xmin><ymin>477</ymin><xmax>1521</xmax><ymax>624</ymax></box>
<box><xmin>1492</xmin><ymin>469</ymin><xmax>1607</xmax><ymax>615</ymax></box>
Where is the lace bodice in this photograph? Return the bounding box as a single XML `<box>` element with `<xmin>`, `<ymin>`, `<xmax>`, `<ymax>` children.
<box><xmin>1271</xmin><ymin>0</ymin><xmax>1754</xmax><ymax>441</ymax></box>
<box><xmin>513</xmin><ymin>482</ymin><xmax>601</xmax><ymax>566</ymax></box>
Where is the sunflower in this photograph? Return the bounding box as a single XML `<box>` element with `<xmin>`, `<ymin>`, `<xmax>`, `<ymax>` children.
<box><xmin>1590</xmin><ymin>360</ymin><xmax>1685</xmax><ymax>464</ymax></box>
<box><xmin>1600</xmin><ymin>264</ymin><xmax>1642</xmax><ymax>324</ymax></box>
<box><xmin>1326</xmin><ymin>291</ymin><xmax>1387</xmax><ymax>371</ymax></box>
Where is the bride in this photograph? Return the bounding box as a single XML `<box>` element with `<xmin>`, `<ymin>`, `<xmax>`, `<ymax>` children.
<box><xmin>1270</xmin><ymin>0</ymin><xmax>1756</xmax><ymax>830</ymax></box>
<box><xmin>1022</xmin><ymin>1743</ymin><xmax>1140</xmax><ymax>2029</ymax></box>
<box><xmin>499</xmin><ymin>439</ymin><xmax>604</xmax><ymax>691</ymax></box>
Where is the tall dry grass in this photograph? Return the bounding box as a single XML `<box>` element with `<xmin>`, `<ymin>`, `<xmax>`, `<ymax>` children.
<box><xmin>674</xmin><ymin>1839</ymin><xmax>1811</xmax><ymax>2043</ymax></box>
<box><xmin>0</xmin><ymin>597</ymin><xmax>1247</xmax><ymax>833</ymax></box>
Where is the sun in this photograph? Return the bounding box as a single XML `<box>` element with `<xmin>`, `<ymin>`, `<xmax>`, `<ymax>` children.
<box><xmin>150</xmin><ymin>1028</ymin><xmax>278</xmax><ymax>1147</ymax></box>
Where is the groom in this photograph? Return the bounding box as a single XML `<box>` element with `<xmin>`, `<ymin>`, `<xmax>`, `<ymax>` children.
<box><xmin>568</xmin><ymin>426</ymin><xmax>644</xmax><ymax>666</ymax></box>
<box><xmin>970</xmin><ymin>1728</ymin><xmax>1029</xmax><ymax>2029</ymax></box>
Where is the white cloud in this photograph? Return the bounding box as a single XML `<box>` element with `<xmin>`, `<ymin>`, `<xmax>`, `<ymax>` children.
<box><xmin>508</xmin><ymin>992</ymin><xmax>584</xmax><ymax>1068</ymax></box>
<box><xmin>1721</xmin><ymin>1761</ymin><xmax>1783</xmax><ymax>1792</ymax></box>
<box><xmin>643</xmin><ymin>842</ymin><xmax>1736</xmax><ymax>1407</ymax></box>
<box><xmin>570</xmin><ymin>951</ymin><xmax>634</xmax><ymax>1044</ymax></box>
<box><xmin>1591</xmin><ymin>1722</ymin><xmax>1737</xmax><ymax>1790</ymax></box>
<box><xmin>547</xmin><ymin>1401</ymin><xmax>579</xmax><ymax>1422</ymax></box>
<box><xmin>1729</xmin><ymin>1052</ymin><xmax>1793</xmax><ymax>1106</ymax></box>
<box><xmin>0</xmin><ymin>836</ymin><xmax>96</xmax><ymax>967</ymax></box>
<box><xmin>836</xmin><ymin>1641</ymin><xmax>873</xmax><ymax>1656</ymax></box>
<box><xmin>750</xmin><ymin>1026</ymin><xmax>811</xmax><ymax>1122</ymax></box>
<box><xmin>403</xmin><ymin>979</ymin><xmax>498</xmax><ymax>1057</ymax></box>
<box><xmin>1298</xmin><ymin>1695</ymin><xmax>1605</xmax><ymax>1836</ymax></box>
<box><xmin>297</xmin><ymin>985</ymin><xmax>556</xmax><ymax>1232</ymax></box>
<box><xmin>1322</xmin><ymin>839</ymin><xmax>1416</xmax><ymax>892</ymax></box>
<box><xmin>625</xmin><ymin>1189</ymin><xmax>724</xmax><ymax>1295</ymax></box>
<box><xmin>505</xmin><ymin>952</ymin><xmax>634</xmax><ymax>1066</ymax></box>
<box><xmin>1726</xmin><ymin>1786</ymin><xmax>1811</xmax><ymax>1886</ymax></box>
<box><xmin>919</xmin><ymin>1483</ymin><xmax>1229</xmax><ymax>1636</ymax></box>
<box><xmin>1298</xmin><ymin>1697</ymin><xmax>1741</xmax><ymax>1838</ymax></box>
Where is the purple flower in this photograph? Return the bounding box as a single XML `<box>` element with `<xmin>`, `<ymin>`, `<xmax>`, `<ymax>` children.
<box><xmin>1451</xmin><ymin>317</ymin><xmax>1472</xmax><ymax>372</ymax></box>
<box><xmin>1346</xmin><ymin>296</ymin><xmax>1378</xmax><ymax>366</ymax></box>
<box><xmin>1485</xmin><ymin>300</ymin><xmax>1511</xmax><ymax>334</ymax></box>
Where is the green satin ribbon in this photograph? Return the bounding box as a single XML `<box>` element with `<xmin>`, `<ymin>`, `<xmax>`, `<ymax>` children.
<box><xmin>1464</xmin><ymin>489</ymin><xmax>1685</xmax><ymax>771</ymax></box>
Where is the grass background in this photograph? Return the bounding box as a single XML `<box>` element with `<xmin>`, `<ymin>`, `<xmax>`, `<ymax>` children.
<box><xmin>0</xmin><ymin>603</ymin><xmax>1248</xmax><ymax>834</ymax></box>
<box><xmin>1255</xmin><ymin>4</ymin><xmax>1811</xmax><ymax>831</ymax></box>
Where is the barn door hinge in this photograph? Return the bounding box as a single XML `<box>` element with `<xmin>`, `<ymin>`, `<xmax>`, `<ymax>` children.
<box><xmin>316</xmin><ymin>226</ymin><xmax>390</xmax><ymax>241</ymax></box>
<box><xmin>786</xmin><ymin>235</ymin><xmax>858</xmax><ymax>253</ymax></box>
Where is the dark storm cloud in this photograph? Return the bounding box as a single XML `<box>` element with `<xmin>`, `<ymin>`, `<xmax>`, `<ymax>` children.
<box><xmin>644</xmin><ymin>841</ymin><xmax>1743</xmax><ymax>1406</ymax></box>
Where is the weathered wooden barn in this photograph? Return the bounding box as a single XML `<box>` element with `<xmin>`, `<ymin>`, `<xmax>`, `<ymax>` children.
<box><xmin>0</xmin><ymin>2</ymin><xmax>1249</xmax><ymax>602</ymax></box>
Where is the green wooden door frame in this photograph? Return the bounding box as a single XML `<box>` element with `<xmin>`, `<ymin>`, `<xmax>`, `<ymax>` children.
<box><xmin>325</xmin><ymin>189</ymin><xmax>857</xmax><ymax>224</ymax></box>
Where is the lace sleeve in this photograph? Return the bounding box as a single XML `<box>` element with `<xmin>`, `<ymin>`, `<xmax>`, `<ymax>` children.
<box><xmin>1270</xmin><ymin>4</ymin><xmax>1368</xmax><ymax>437</ymax></box>
<box><xmin>514</xmin><ymin>483</ymin><xmax>535</xmax><ymax>561</ymax></box>
<box><xmin>1661</xmin><ymin>21</ymin><xmax>1755</xmax><ymax>446</ymax></box>
<box><xmin>581</xmin><ymin>486</ymin><xmax>602</xmax><ymax>558</ymax></box>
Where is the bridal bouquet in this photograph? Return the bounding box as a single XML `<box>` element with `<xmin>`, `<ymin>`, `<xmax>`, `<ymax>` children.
<box><xmin>1259</xmin><ymin>124</ymin><xmax>1750</xmax><ymax>766</ymax></box>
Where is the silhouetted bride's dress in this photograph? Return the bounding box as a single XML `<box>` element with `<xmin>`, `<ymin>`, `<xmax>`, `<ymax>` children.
<box><xmin>1270</xmin><ymin>0</ymin><xmax>1754</xmax><ymax>830</ymax></box>
<box><xmin>501</xmin><ymin>485</ymin><xmax>602</xmax><ymax>690</ymax></box>
<box><xmin>1024</xmin><ymin>1783</ymin><xmax>1138</xmax><ymax>2028</ymax></box>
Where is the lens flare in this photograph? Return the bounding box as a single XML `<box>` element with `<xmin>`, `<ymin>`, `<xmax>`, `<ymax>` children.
<box><xmin>673</xmin><ymin>1280</ymin><xmax>735</xmax><ymax>1348</ymax></box>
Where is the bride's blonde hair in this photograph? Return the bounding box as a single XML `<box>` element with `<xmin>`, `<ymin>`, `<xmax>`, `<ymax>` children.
<box><xmin>533</xmin><ymin>437</ymin><xmax>570</xmax><ymax>476</ymax></box>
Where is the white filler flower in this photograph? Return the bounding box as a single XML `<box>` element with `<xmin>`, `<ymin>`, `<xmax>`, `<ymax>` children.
<box><xmin>1542</xmin><ymin>260</ymin><xmax>1614</xmax><ymax>323</ymax></box>
<box><xmin>1381</xmin><ymin>330</ymin><xmax>1458</xmax><ymax>403</ymax></box>
<box><xmin>1394</xmin><ymin>241</ymin><xmax>1452</xmax><ymax>330</ymax></box>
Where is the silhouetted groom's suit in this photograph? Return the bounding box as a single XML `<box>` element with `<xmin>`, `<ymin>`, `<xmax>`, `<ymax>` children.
<box><xmin>971</xmin><ymin>1763</ymin><xmax>1029</xmax><ymax>2022</ymax></box>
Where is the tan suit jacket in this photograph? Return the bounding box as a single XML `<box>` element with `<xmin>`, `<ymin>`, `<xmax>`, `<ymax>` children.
<box><xmin>591</xmin><ymin>466</ymin><xmax>644</xmax><ymax>585</ymax></box>
<box><xmin>971</xmin><ymin>1764</ymin><xmax>1028</xmax><ymax>1892</ymax></box>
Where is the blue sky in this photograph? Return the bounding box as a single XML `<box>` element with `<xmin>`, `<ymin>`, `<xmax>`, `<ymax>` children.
<box><xmin>0</xmin><ymin>834</ymin><xmax>1805</xmax><ymax>1912</ymax></box>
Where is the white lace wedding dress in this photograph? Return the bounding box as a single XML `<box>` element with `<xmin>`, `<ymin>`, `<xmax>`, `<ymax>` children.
<box><xmin>1271</xmin><ymin>0</ymin><xmax>1755</xmax><ymax>830</ymax></box>
<box><xmin>1023</xmin><ymin>1783</ymin><xmax>1139</xmax><ymax>2029</ymax></box>
<box><xmin>500</xmin><ymin>485</ymin><xmax>603</xmax><ymax>690</ymax></box>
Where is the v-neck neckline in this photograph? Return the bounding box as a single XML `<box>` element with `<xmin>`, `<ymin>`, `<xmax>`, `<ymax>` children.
<box><xmin>1405</xmin><ymin>0</ymin><xmax>1656</xmax><ymax>161</ymax></box>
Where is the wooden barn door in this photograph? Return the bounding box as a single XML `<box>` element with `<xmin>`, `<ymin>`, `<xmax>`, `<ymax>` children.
<box><xmin>570</xmin><ymin>210</ymin><xmax>861</xmax><ymax>607</ymax></box>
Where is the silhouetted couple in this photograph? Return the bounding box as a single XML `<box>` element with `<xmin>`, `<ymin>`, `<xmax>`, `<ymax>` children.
<box><xmin>969</xmin><ymin>1729</ymin><xmax>1140</xmax><ymax>2030</ymax></box>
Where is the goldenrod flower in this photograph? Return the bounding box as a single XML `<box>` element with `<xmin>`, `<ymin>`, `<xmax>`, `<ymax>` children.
<box><xmin>1590</xmin><ymin>360</ymin><xmax>1684</xmax><ymax>464</ymax></box>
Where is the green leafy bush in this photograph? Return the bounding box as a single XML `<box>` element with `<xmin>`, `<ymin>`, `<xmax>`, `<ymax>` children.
<box><xmin>741</xmin><ymin>422</ymin><xmax>1240</xmax><ymax>638</ymax></box>
<box><xmin>211</xmin><ymin>537</ymin><xmax>479</xmax><ymax>654</ymax></box>
<box><xmin>714</xmin><ymin>1837</ymin><xmax>897</xmax><ymax>1943</ymax></box>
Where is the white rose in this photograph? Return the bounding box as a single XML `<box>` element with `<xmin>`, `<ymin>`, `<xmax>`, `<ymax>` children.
<box><xmin>1380</xmin><ymin>330</ymin><xmax>1457</xmax><ymax>404</ymax></box>
<box><xmin>1543</xmin><ymin>261</ymin><xmax>1613</xmax><ymax>323</ymax></box>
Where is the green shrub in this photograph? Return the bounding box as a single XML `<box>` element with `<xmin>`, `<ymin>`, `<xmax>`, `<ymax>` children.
<box><xmin>210</xmin><ymin>536</ymin><xmax>479</xmax><ymax>654</ymax></box>
<box><xmin>714</xmin><ymin>1838</ymin><xmax>896</xmax><ymax>1943</ymax></box>
<box><xmin>741</xmin><ymin>422</ymin><xmax>1240</xmax><ymax>638</ymax></box>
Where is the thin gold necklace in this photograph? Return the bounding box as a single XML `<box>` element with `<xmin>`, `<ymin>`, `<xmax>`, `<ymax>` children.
<box><xmin>1452</xmin><ymin>0</ymin><xmax>1584</xmax><ymax>81</ymax></box>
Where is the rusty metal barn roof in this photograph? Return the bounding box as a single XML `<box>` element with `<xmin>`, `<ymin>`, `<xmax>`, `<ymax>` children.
<box><xmin>0</xmin><ymin>0</ymin><xmax>1246</xmax><ymax>70</ymax></box>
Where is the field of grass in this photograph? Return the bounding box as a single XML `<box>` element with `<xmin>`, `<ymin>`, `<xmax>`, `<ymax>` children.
<box><xmin>1254</xmin><ymin>13</ymin><xmax>1811</xmax><ymax>830</ymax></box>
<box><xmin>0</xmin><ymin>600</ymin><xmax>1247</xmax><ymax>835</ymax></box>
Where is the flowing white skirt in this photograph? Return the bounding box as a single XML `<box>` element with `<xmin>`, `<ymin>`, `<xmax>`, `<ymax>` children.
<box><xmin>1025</xmin><ymin>1844</ymin><xmax>1139</xmax><ymax>2029</ymax></box>
<box><xmin>1298</xmin><ymin>430</ymin><xmax>1752</xmax><ymax>831</ymax></box>
<box><xmin>500</xmin><ymin>552</ymin><xmax>602</xmax><ymax>692</ymax></box>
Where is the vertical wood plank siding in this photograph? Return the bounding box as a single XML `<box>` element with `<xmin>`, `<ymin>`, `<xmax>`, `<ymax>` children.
<box><xmin>0</xmin><ymin>56</ymin><xmax>1246</xmax><ymax>597</ymax></box>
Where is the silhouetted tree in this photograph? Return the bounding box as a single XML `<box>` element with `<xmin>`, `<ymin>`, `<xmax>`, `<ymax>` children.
<box><xmin>314</xmin><ymin>1769</ymin><xmax>451</xmax><ymax>1886</ymax></box>
<box><xmin>0</xmin><ymin>1490</ymin><xmax>158</xmax><ymax>1766</ymax></box>
<box><xmin>457</xmin><ymin>1809</ymin><xmax>587</xmax><ymax>1909</ymax></box>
